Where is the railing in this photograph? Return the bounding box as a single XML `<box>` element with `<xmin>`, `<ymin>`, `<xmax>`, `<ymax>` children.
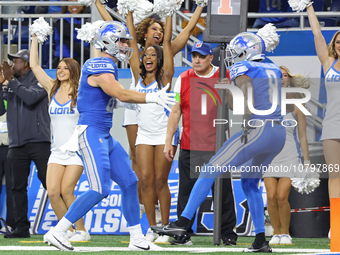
<box><xmin>0</xmin><ymin>1</ymin><xmax>92</xmax><ymax>68</ymax></box>
<box><xmin>1</xmin><ymin>1</ymin><xmax>340</xmax><ymax>67</ymax></box>
<box><xmin>0</xmin><ymin>1</ymin><xmax>332</xmax><ymax>136</ymax></box>
<box><xmin>0</xmin><ymin>1</ymin><xmax>204</xmax><ymax>68</ymax></box>
<box><xmin>248</xmin><ymin>11</ymin><xmax>340</xmax><ymax>30</ymax></box>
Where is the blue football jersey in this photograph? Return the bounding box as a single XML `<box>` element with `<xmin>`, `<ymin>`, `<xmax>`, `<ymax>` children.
<box><xmin>77</xmin><ymin>57</ymin><xmax>119</xmax><ymax>131</ymax></box>
<box><xmin>230</xmin><ymin>61</ymin><xmax>283</xmax><ymax>120</ymax></box>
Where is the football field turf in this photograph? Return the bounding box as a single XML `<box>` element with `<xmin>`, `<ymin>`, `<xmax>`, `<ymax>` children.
<box><xmin>0</xmin><ymin>235</ymin><xmax>333</xmax><ymax>254</ymax></box>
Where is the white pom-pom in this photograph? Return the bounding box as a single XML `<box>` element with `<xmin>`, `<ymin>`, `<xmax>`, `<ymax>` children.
<box><xmin>133</xmin><ymin>0</ymin><xmax>154</xmax><ymax>25</ymax></box>
<box><xmin>256</xmin><ymin>23</ymin><xmax>280</xmax><ymax>52</ymax></box>
<box><xmin>153</xmin><ymin>0</ymin><xmax>184</xmax><ymax>18</ymax></box>
<box><xmin>288</xmin><ymin>0</ymin><xmax>312</xmax><ymax>12</ymax></box>
<box><xmin>117</xmin><ymin>0</ymin><xmax>139</xmax><ymax>17</ymax></box>
<box><xmin>76</xmin><ymin>20</ymin><xmax>105</xmax><ymax>43</ymax></box>
<box><xmin>291</xmin><ymin>169</ymin><xmax>320</xmax><ymax>194</ymax></box>
<box><xmin>195</xmin><ymin>0</ymin><xmax>208</xmax><ymax>8</ymax></box>
<box><xmin>29</xmin><ymin>17</ymin><xmax>53</xmax><ymax>43</ymax></box>
<box><xmin>78</xmin><ymin>0</ymin><xmax>95</xmax><ymax>7</ymax></box>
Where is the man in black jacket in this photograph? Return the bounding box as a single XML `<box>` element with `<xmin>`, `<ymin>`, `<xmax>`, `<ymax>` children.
<box><xmin>0</xmin><ymin>49</ymin><xmax>51</xmax><ymax>238</ymax></box>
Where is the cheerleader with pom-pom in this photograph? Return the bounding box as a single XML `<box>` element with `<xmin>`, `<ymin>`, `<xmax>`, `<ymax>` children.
<box><xmin>263</xmin><ymin>66</ymin><xmax>311</xmax><ymax>245</ymax></box>
<box><xmin>30</xmin><ymin>20</ymin><xmax>90</xmax><ymax>241</ymax></box>
<box><xmin>304</xmin><ymin>0</ymin><xmax>340</xmax><ymax>200</ymax></box>
<box><xmin>301</xmin><ymin>1</ymin><xmax>340</xmax><ymax>241</ymax></box>
<box><xmin>125</xmin><ymin>9</ymin><xmax>178</xmax><ymax>243</ymax></box>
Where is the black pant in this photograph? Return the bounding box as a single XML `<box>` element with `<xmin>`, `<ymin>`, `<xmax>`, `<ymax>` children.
<box><xmin>177</xmin><ymin>149</ymin><xmax>237</xmax><ymax>239</ymax></box>
<box><xmin>7</xmin><ymin>142</ymin><xmax>50</xmax><ymax>231</ymax></box>
<box><xmin>0</xmin><ymin>145</ymin><xmax>15</xmax><ymax>228</ymax></box>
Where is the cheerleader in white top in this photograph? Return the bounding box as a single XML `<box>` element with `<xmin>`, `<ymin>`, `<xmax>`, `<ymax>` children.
<box><xmin>126</xmin><ymin>10</ymin><xmax>176</xmax><ymax>242</ymax></box>
<box><xmin>30</xmin><ymin>35</ymin><xmax>90</xmax><ymax>241</ymax></box>
<box><xmin>306</xmin><ymin>3</ymin><xmax>340</xmax><ymax>199</ymax></box>
<box><xmin>264</xmin><ymin>66</ymin><xmax>310</xmax><ymax>245</ymax></box>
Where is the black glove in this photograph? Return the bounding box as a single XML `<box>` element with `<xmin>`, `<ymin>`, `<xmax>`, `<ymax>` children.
<box><xmin>240</xmin><ymin>114</ymin><xmax>255</xmax><ymax>144</ymax></box>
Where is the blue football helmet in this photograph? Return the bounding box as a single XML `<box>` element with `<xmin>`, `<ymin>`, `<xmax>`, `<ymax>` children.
<box><xmin>94</xmin><ymin>21</ymin><xmax>133</xmax><ymax>61</ymax></box>
<box><xmin>225</xmin><ymin>32</ymin><xmax>266</xmax><ymax>68</ymax></box>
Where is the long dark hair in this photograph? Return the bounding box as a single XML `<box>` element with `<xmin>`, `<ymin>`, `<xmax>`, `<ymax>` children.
<box><xmin>50</xmin><ymin>58</ymin><xmax>80</xmax><ymax>112</ymax></box>
<box><xmin>140</xmin><ymin>45</ymin><xmax>164</xmax><ymax>90</ymax></box>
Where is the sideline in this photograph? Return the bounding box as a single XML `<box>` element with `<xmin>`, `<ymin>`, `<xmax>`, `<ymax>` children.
<box><xmin>0</xmin><ymin>245</ymin><xmax>333</xmax><ymax>253</ymax></box>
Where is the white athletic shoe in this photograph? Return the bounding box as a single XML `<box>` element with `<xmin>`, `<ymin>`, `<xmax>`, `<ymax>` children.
<box><xmin>268</xmin><ymin>234</ymin><xmax>281</xmax><ymax>244</ymax></box>
<box><xmin>66</xmin><ymin>230</ymin><xmax>75</xmax><ymax>239</ymax></box>
<box><xmin>129</xmin><ymin>235</ymin><xmax>163</xmax><ymax>251</ymax></box>
<box><xmin>44</xmin><ymin>227</ymin><xmax>74</xmax><ymax>251</ymax></box>
<box><xmin>145</xmin><ymin>227</ymin><xmax>158</xmax><ymax>242</ymax></box>
<box><xmin>154</xmin><ymin>234</ymin><xmax>170</xmax><ymax>243</ymax></box>
<box><xmin>280</xmin><ymin>234</ymin><xmax>292</xmax><ymax>244</ymax></box>
<box><xmin>155</xmin><ymin>205</ymin><xmax>162</xmax><ymax>224</ymax></box>
<box><xmin>69</xmin><ymin>230</ymin><xmax>91</xmax><ymax>241</ymax></box>
<box><xmin>328</xmin><ymin>229</ymin><xmax>331</xmax><ymax>239</ymax></box>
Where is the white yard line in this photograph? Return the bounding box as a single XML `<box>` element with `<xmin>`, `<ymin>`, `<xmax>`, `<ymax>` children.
<box><xmin>0</xmin><ymin>246</ymin><xmax>334</xmax><ymax>254</ymax></box>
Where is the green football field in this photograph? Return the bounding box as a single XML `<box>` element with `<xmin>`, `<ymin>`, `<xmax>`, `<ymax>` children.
<box><xmin>0</xmin><ymin>235</ymin><xmax>333</xmax><ymax>254</ymax></box>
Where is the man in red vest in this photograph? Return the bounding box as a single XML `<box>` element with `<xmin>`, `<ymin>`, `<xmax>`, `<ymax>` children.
<box><xmin>163</xmin><ymin>42</ymin><xmax>237</xmax><ymax>245</ymax></box>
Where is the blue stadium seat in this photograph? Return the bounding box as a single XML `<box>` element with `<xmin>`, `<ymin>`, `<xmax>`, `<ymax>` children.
<box><xmin>330</xmin><ymin>0</ymin><xmax>340</xmax><ymax>25</ymax></box>
<box><xmin>12</xmin><ymin>25</ymin><xmax>30</xmax><ymax>44</ymax></box>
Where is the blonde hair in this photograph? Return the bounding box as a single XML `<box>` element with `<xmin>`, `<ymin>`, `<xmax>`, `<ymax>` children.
<box><xmin>280</xmin><ymin>65</ymin><xmax>310</xmax><ymax>99</ymax></box>
<box><xmin>280</xmin><ymin>65</ymin><xmax>310</xmax><ymax>89</ymax></box>
<box><xmin>327</xmin><ymin>30</ymin><xmax>340</xmax><ymax>59</ymax></box>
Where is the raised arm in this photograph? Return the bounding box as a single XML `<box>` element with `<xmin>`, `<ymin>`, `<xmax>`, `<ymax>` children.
<box><xmin>295</xmin><ymin>105</ymin><xmax>310</xmax><ymax>163</ymax></box>
<box><xmin>126</xmin><ymin>11</ymin><xmax>141</xmax><ymax>85</ymax></box>
<box><xmin>306</xmin><ymin>4</ymin><xmax>334</xmax><ymax>71</ymax></box>
<box><xmin>30</xmin><ymin>35</ymin><xmax>54</xmax><ymax>93</ymax></box>
<box><xmin>95</xmin><ymin>0</ymin><xmax>113</xmax><ymax>21</ymax></box>
<box><xmin>161</xmin><ymin>16</ymin><xmax>174</xmax><ymax>89</ymax></box>
<box><xmin>171</xmin><ymin>6</ymin><xmax>203</xmax><ymax>55</ymax></box>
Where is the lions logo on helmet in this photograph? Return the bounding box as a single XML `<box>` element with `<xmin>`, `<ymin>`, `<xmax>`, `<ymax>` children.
<box><xmin>225</xmin><ymin>32</ymin><xmax>266</xmax><ymax>69</ymax></box>
<box><xmin>94</xmin><ymin>21</ymin><xmax>133</xmax><ymax>61</ymax></box>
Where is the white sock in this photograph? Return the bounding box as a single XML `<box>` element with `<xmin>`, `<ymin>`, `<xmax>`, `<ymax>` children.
<box><xmin>54</xmin><ymin>217</ymin><xmax>72</xmax><ymax>233</ymax></box>
<box><xmin>128</xmin><ymin>224</ymin><xmax>143</xmax><ymax>239</ymax></box>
